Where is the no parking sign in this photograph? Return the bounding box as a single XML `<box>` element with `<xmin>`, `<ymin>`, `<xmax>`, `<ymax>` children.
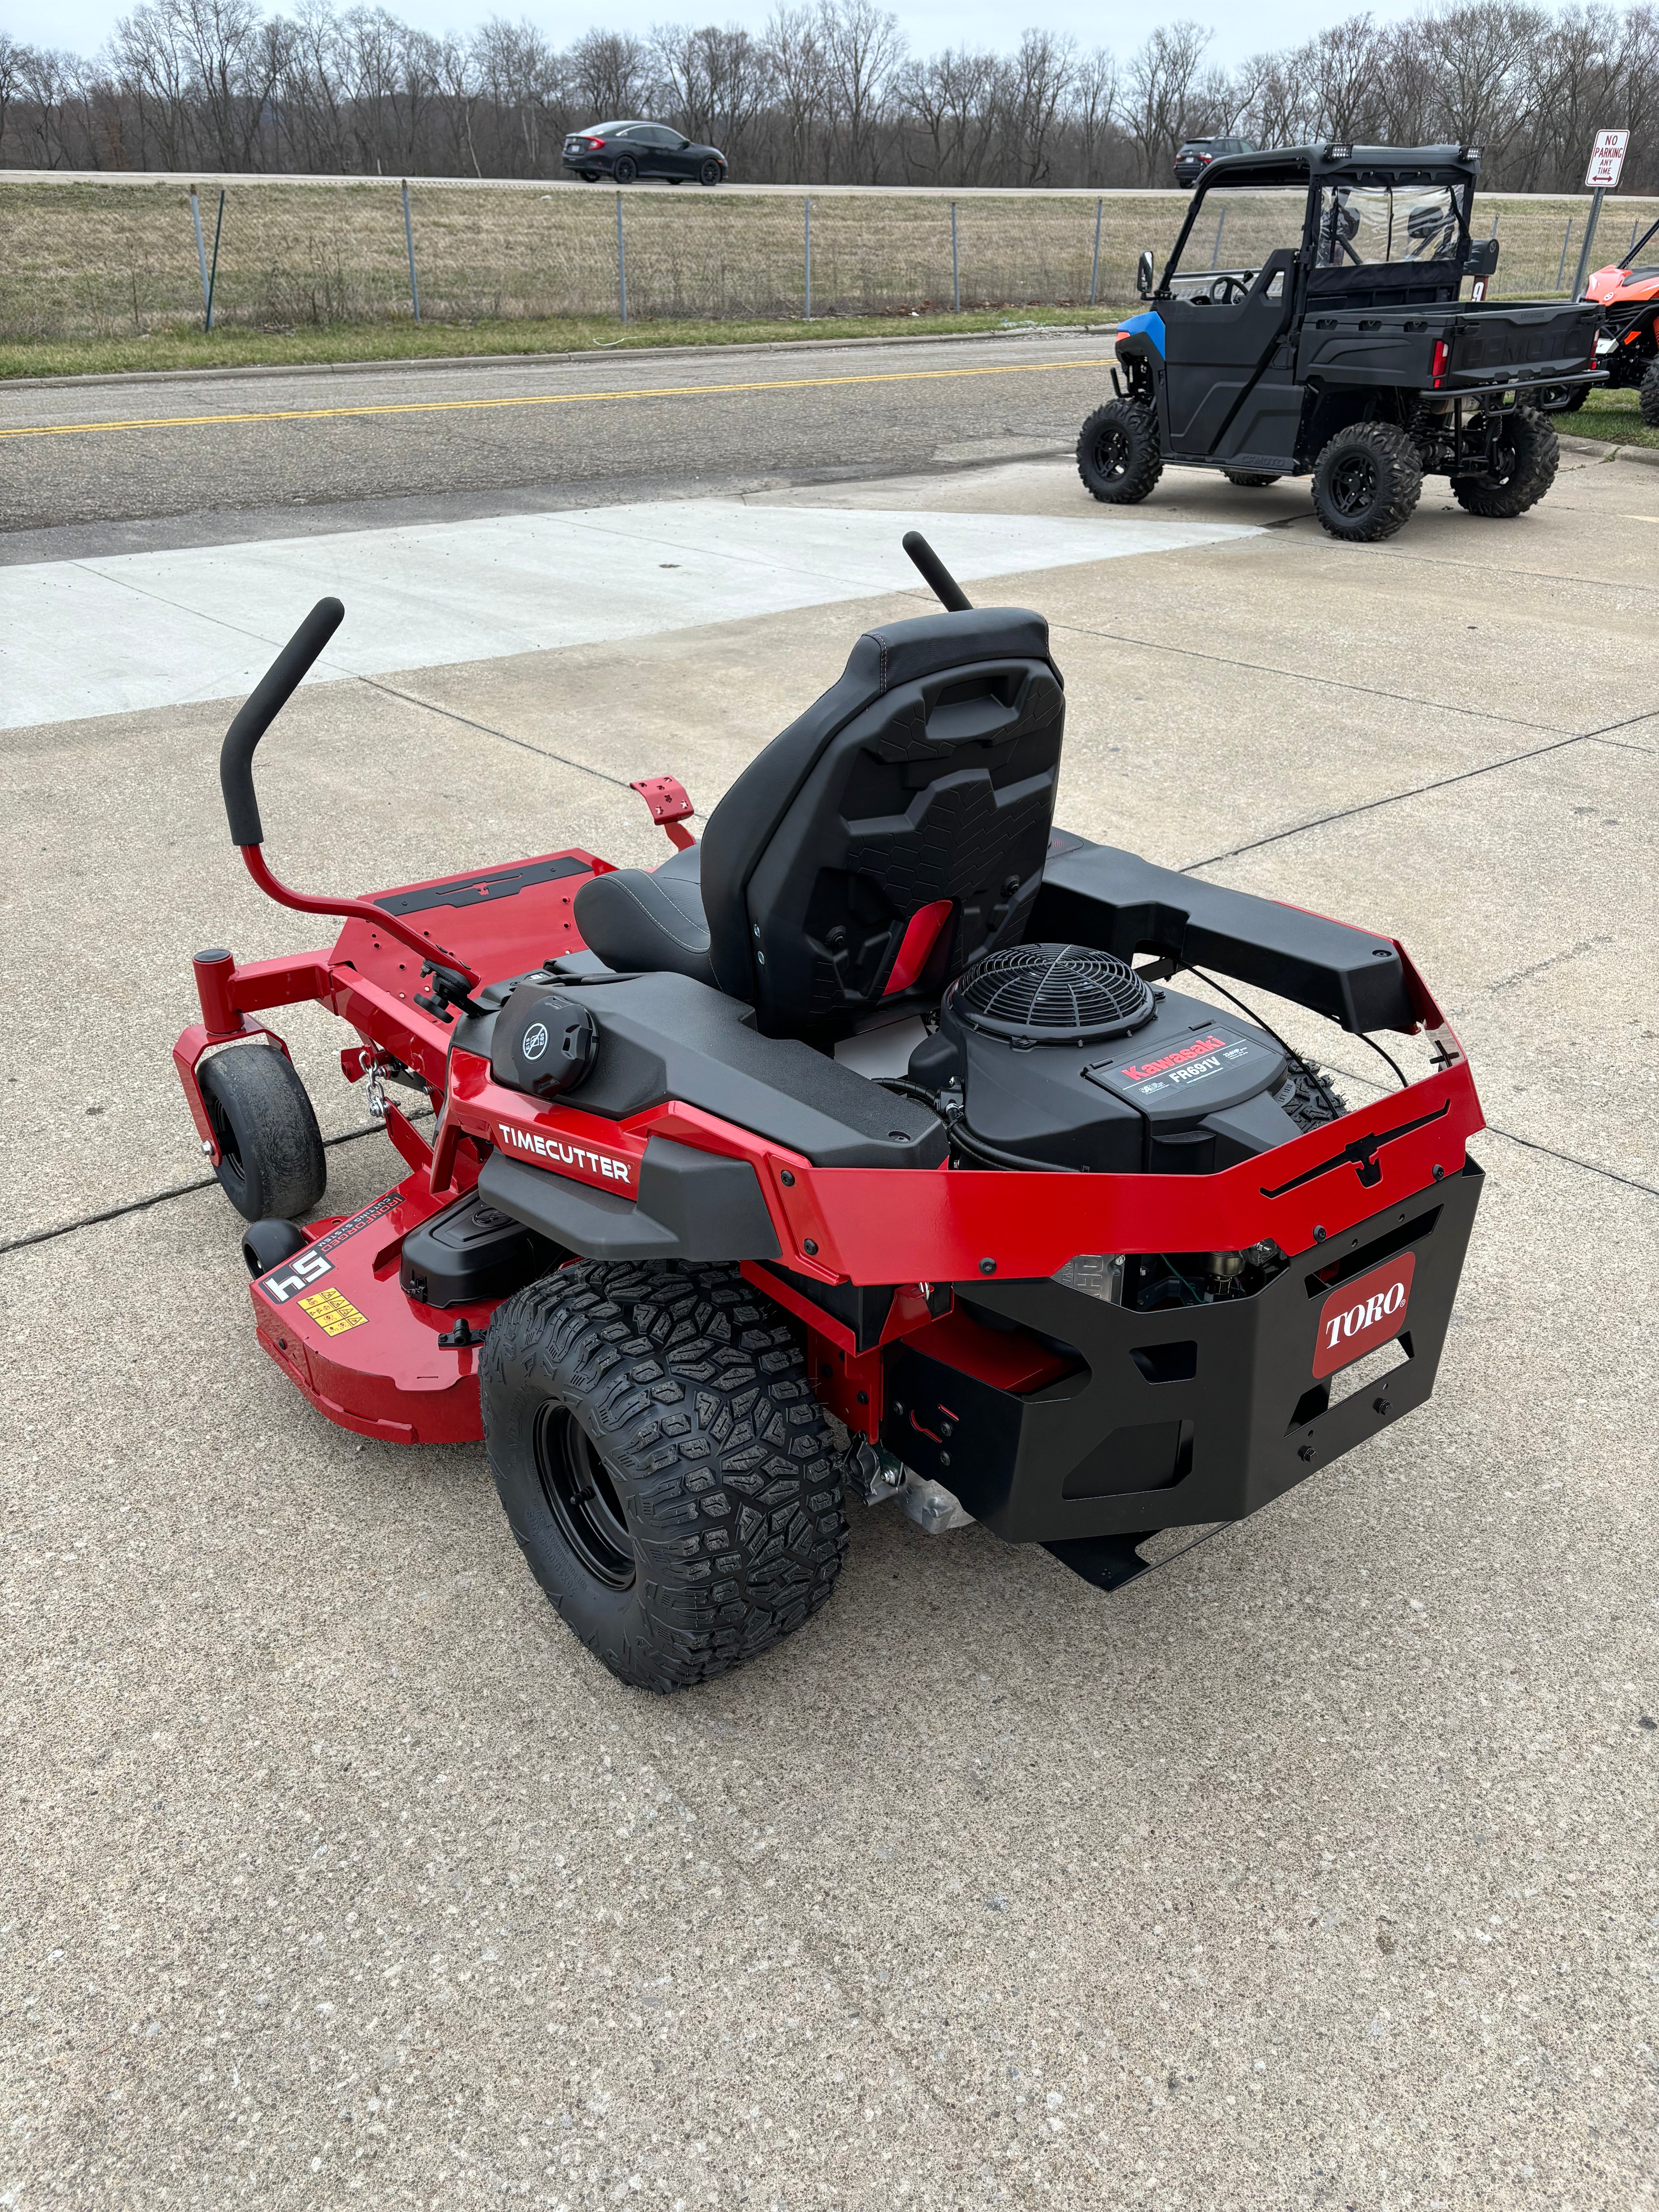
<box><xmin>1585</xmin><ymin>130</ymin><xmax>1630</xmax><ymax>188</ymax></box>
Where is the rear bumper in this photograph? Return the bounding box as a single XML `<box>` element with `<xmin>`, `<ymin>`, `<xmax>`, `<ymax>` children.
<box><xmin>884</xmin><ymin>1162</ymin><xmax>1482</xmax><ymax>1545</ymax></box>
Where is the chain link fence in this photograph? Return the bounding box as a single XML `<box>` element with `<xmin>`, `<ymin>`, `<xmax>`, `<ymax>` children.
<box><xmin>3</xmin><ymin>176</ymin><xmax>1655</xmax><ymax>343</ymax></box>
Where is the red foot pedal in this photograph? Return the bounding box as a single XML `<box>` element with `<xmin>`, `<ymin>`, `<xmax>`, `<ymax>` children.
<box><xmin>631</xmin><ymin>776</ymin><xmax>696</xmax><ymax>852</ymax></box>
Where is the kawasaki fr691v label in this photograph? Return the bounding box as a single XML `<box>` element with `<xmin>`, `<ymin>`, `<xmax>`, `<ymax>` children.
<box><xmin>1088</xmin><ymin>1027</ymin><xmax>1277</xmax><ymax>1107</ymax></box>
<box><xmin>1313</xmin><ymin>1252</ymin><xmax>1416</xmax><ymax>1378</ymax></box>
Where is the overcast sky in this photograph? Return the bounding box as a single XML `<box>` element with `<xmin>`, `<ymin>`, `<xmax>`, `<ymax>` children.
<box><xmin>7</xmin><ymin>0</ymin><xmax>1429</xmax><ymax>70</ymax></box>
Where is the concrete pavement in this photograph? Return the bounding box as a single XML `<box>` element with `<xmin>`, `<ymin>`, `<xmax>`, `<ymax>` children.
<box><xmin>0</xmin><ymin>351</ymin><xmax>1655</xmax><ymax>2210</ymax></box>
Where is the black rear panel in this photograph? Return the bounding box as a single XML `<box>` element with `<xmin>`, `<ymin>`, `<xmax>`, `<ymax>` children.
<box><xmin>884</xmin><ymin>1162</ymin><xmax>1482</xmax><ymax>1544</ymax></box>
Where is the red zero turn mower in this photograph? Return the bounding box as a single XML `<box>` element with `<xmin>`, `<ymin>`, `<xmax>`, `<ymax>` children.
<box><xmin>175</xmin><ymin>534</ymin><xmax>1484</xmax><ymax>1692</ymax></box>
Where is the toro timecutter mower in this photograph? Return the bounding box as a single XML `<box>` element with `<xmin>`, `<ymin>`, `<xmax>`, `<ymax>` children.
<box><xmin>175</xmin><ymin>534</ymin><xmax>1484</xmax><ymax>1692</ymax></box>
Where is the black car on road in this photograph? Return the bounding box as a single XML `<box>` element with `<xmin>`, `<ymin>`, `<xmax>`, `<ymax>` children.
<box><xmin>562</xmin><ymin>121</ymin><xmax>727</xmax><ymax>185</ymax></box>
<box><xmin>1174</xmin><ymin>136</ymin><xmax>1255</xmax><ymax>187</ymax></box>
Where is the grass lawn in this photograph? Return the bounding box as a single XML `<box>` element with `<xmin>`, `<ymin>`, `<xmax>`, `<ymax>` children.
<box><xmin>1555</xmin><ymin>382</ymin><xmax>1659</xmax><ymax>448</ymax></box>
<box><xmin>0</xmin><ymin>304</ymin><xmax>1126</xmax><ymax>381</ymax></box>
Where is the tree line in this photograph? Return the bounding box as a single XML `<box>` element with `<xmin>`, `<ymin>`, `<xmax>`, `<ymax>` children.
<box><xmin>3</xmin><ymin>0</ymin><xmax>1657</xmax><ymax>193</ymax></box>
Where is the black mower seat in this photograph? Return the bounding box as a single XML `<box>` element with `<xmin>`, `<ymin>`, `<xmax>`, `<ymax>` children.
<box><xmin>571</xmin><ymin>842</ymin><xmax>714</xmax><ymax>988</ymax></box>
<box><xmin>574</xmin><ymin>605</ymin><xmax>1065</xmax><ymax>1039</ymax></box>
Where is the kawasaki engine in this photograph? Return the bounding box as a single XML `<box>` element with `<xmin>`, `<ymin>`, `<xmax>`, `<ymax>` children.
<box><xmin>908</xmin><ymin>943</ymin><xmax>1339</xmax><ymax>1175</ymax></box>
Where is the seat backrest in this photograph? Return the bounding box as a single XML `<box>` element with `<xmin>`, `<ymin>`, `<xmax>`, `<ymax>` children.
<box><xmin>699</xmin><ymin>606</ymin><xmax>1065</xmax><ymax>1037</ymax></box>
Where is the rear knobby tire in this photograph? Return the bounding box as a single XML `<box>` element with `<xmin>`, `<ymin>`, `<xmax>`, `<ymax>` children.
<box><xmin>1310</xmin><ymin>421</ymin><xmax>1423</xmax><ymax>541</ymax></box>
<box><xmin>1451</xmin><ymin>405</ymin><xmax>1558</xmax><ymax>517</ymax></box>
<box><xmin>1223</xmin><ymin>470</ymin><xmax>1282</xmax><ymax>486</ymax></box>
<box><xmin>1640</xmin><ymin>364</ymin><xmax>1659</xmax><ymax>429</ymax></box>
<box><xmin>198</xmin><ymin>1042</ymin><xmax>326</xmax><ymax>1223</ymax></box>
<box><xmin>1277</xmin><ymin>1060</ymin><xmax>1348</xmax><ymax>1132</ymax></box>
<box><xmin>482</xmin><ymin>1260</ymin><xmax>848</xmax><ymax>1693</ymax></box>
<box><xmin>1077</xmin><ymin>399</ymin><xmax>1163</xmax><ymax>505</ymax></box>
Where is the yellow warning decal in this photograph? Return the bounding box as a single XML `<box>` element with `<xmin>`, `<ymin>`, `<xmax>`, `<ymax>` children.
<box><xmin>299</xmin><ymin>1287</ymin><xmax>369</xmax><ymax>1336</ymax></box>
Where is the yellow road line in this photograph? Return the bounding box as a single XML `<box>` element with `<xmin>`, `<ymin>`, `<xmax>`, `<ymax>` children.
<box><xmin>0</xmin><ymin>357</ymin><xmax>1116</xmax><ymax>441</ymax></box>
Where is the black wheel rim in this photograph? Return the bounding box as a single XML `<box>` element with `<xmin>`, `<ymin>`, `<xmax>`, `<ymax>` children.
<box><xmin>1328</xmin><ymin>452</ymin><xmax>1379</xmax><ymax>516</ymax></box>
<box><xmin>1091</xmin><ymin>424</ymin><xmax>1130</xmax><ymax>483</ymax></box>
<box><xmin>201</xmin><ymin>1080</ymin><xmax>244</xmax><ymax>1183</ymax></box>
<box><xmin>534</xmin><ymin>1405</ymin><xmax>635</xmax><ymax>1590</ymax></box>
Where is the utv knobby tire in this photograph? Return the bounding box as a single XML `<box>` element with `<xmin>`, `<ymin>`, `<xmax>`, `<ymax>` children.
<box><xmin>483</xmin><ymin>1260</ymin><xmax>848</xmax><ymax>1692</ymax></box>
<box><xmin>1077</xmin><ymin>399</ymin><xmax>1163</xmax><ymax>505</ymax></box>
<box><xmin>1640</xmin><ymin>365</ymin><xmax>1659</xmax><ymax>429</ymax></box>
<box><xmin>1452</xmin><ymin>405</ymin><xmax>1558</xmax><ymax>518</ymax></box>
<box><xmin>1224</xmin><ymin>470</ymin><xmax>1282</xmax><ymax>486</ymax></box>
<box><xmin>1311</xmin><ymin>422</ymin><xmax>1423</xmax><ymax>541</ymax></box>
<box><xmin>198</xmin><ymin>1042</ymin><xmax>326</xmax><ymax>1223</ymax></box>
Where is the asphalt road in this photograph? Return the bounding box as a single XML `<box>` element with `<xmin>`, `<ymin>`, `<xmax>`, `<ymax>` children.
<box><xmin>0</xmin><ymin>333</ymin><xmax>1113</xmax><ymax>552</ymax></box>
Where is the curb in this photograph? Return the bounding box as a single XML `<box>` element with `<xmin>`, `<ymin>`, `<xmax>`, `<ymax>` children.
<box><xmin>1557</xmin><ymin>431</ymin><xmax>1659</xmax><ymax>466</ymax></box>
<box><xmin>0</xmin><ymin>322</ymin><xmax>1118</xmax><ymax>395</ymax></box>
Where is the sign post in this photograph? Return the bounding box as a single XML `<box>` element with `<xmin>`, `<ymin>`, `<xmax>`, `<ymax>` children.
<box><xmin>1572</xmin><ymin>129</ymin><xmax>1630</xmax><ymax>295</ymax></box>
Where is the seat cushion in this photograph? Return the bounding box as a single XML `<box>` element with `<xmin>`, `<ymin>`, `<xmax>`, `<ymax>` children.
<box><xmin>572</xmin><ymin>842</ymin><xmax>714</xmax><ymax>986</ymax></box>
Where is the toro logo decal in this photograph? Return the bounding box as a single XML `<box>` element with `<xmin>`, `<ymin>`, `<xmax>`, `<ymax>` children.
<box><xmin>1313</xmin><ymin>1253</ymin><xmax>1415</xmax><ymax>1379</ymax></box>
<box><xmin>495</xmin><ymin>1122</ymin><xmax>634</xmax><ymax>1187</ymax></box>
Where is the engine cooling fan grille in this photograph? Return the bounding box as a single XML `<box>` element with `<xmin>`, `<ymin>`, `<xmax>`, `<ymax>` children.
<box><xmin>952</xmin><ymin>943</ymin><xmax>1156</xmax><ymax>1044</ymax></box>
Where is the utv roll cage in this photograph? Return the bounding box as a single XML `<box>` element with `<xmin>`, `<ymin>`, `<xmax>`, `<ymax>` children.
<box><xmin>1154</xmin><ymin>143</ymin><xmax>1481</xmax><ymax>311</ymax></box>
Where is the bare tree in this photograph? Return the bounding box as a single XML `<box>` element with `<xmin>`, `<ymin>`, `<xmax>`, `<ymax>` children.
<box><xmin>766</xmin><ymin>5</ymin><xmax>826</xmax><ymax>178</ymax></box>
<box><xmin>999</xmin><ymin>28</ymin><xmax>1075</xmax><ymax>185</ymax></box>
<box><xmin>1070</xmin><ymin>46</ymin><xmax>1120</xmax><ymax>181</ymax></box>
<box><xmin>568</xmin><ymin>27</ymin><xmax>652</xmax><ymax>121</ymax></box>
<box><xmin>898</xmin><ymin>45</ymin><xmax>998</xmax><ymax>182</ymax></box>
<box><xmin>0</xmin><ymin>33</ymin><xmax>27</xmax><ymax>159</ymax></box>
<box><xmin>818</xmin><ymin>0</ymin><xmax>904</xmax><ymax>181</ymax></box>
<box><xmin>1125</xmin><ymin>19</ymin><xmax>1212</xmax><ymax>182</ymax></box>
<box><xmin>652</xmin><ymin>22</ymin><xmax>773</xmax><ymax>159</ymax></box>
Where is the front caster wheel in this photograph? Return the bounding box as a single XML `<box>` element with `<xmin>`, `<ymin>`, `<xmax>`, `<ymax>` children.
<box><xmin>1310</xmin><ymin>421</ymin><xmax>1423</xmax><ymax>541</ymax></box>
<box><xmin>1076</xmin><ymin>398</ymin><xmax>1163</xmax><ymax>504</ymax></box>
<box><xmin>483</xmin><ymin>1261</ymin><xmax>848</xmax><ymax>1692</ymax></box>
<box><xmin>198</xmin><ymin>1043</ymin><xmax>326</xmax><ymax>1222</ymax></box>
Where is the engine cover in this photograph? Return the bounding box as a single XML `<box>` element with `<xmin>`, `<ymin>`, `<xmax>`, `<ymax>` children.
<box><xmin>910</xmin><ymin>945</ymin><xmax>1303</xmax><ymax>1173</ymax></box>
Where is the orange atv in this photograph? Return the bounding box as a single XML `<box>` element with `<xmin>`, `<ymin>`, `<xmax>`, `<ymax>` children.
<box><xmin>1544</xmin><ymin>216</ymin><xmax>1659</xmax><ymax>424</ymax></box>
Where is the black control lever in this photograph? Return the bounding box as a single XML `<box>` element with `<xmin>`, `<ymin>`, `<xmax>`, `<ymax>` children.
<box><xmin>902</xmin><ymin>531</ymin><xmax>974</xmax><ymax>613</ymax></box>
<box><xmin>415</xmin><ymin>962</ymin><xmax>488</xmax><ymax>1023</ymax></box>
<box><xmin>220</xmin><ymin>598</ymin><xmax>343</xmax><ymax>847</ymax></box>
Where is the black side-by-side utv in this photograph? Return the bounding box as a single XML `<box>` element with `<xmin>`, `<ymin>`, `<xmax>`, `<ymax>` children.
<box><xmin>1079</xmin><ymin>142</ymin><xmax>1602</xmax><ymax>541</ymax></box>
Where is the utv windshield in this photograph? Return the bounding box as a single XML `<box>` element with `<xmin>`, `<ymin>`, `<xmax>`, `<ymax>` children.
<box><xmin>1163</xmin><ymin>184</ymin><xmax>1309</xmax><ymax>297</ymax></box>
<box><xmin>1316</xmin><ymin>184</ymin><xmax>1463</xmax><ymax>266</ymax></box>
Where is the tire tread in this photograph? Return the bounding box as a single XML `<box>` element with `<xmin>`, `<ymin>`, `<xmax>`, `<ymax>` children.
<box><xmin>483</xmin><ymin>1260</ymin><xmax>848</xmax><ymax>1693</ymax></box>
